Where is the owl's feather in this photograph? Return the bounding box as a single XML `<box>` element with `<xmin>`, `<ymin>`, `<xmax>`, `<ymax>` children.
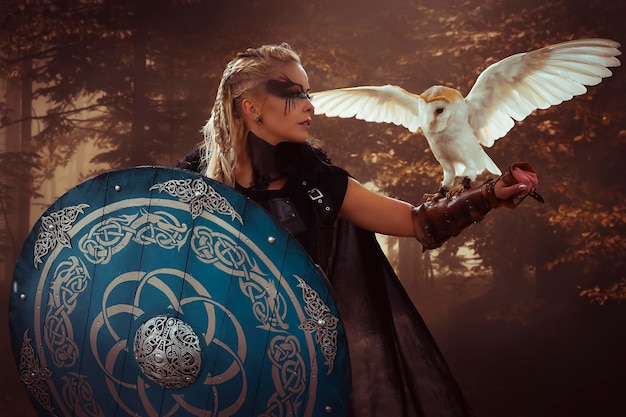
<box><xmin>311</xmin><ymin>38</ymin><xmax>621</xmax><ymax>190</ymax></box>
<box><xmin>311</xmin><ymin>85</ymin><xmax>423</xmax><ymax>132</ymax></box>
<box><xmin>466</xmin><ymin>38</ymin><xmax>621</xmax><ymax>147</ymax></box>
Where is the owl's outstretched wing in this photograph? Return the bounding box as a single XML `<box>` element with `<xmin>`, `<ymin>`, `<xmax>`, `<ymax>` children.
<box><xmin>466</xmin><ymin>38</ymin><xmax>621</xmax><ymax>148</ymax></box>
<box><xmin>311</xmin><ymin>85</ymin><xmax>423</xmax><ymax>132</ymax></box>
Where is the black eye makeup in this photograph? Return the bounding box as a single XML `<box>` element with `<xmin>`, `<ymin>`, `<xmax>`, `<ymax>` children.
<box><xmin>265</xmin><ymin>75</ymin><xmax>311</xmax><ymax>114</ymax></box>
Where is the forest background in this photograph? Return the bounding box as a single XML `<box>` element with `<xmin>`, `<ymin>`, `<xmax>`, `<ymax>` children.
<box><xmin>0</xmin><ymin>0</ymin><xmax>625</xmax><ymax>416</ymax></box>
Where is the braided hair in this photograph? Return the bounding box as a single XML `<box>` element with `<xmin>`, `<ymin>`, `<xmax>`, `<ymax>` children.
<box><xmin>200</xmin><ymin>43</ymin><xmax>302</xmax><ymax>186</ymax></box>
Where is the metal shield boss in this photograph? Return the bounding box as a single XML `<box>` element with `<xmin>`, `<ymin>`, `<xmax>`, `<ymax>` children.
<box><xmin>9</xmin><ymin>167</ymin><xmax>350</xmax><ymax>417</ymax></box>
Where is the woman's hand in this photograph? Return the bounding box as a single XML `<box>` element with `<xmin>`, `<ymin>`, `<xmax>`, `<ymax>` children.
<box><xmin>494</xmin><ymin>166</ymin><xmax>539</xmax><ymax>200</ymax></box>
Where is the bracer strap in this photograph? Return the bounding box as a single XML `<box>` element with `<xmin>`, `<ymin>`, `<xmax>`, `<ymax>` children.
<box><xmin>411</xmin><ymin>187</ymin><xmax>492</xmax><ymax>250</ymax></box>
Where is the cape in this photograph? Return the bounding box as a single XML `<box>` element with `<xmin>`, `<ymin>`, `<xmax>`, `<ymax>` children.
<box><xmin>327</xmin><ymin>220</ymin><xmax>475</xmax><ymax>417</ymax></box>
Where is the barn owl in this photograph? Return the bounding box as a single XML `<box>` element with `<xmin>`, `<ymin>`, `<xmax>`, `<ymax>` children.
<box><xmin>311</xmin><ymin>38</ymin><xmax>621</xmax><ymax>199</ymax></box>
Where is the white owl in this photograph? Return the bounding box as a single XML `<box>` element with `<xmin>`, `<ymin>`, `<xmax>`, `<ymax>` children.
<box><xmin>311</xmin><ymin>38</ymin><xmax>621</xmax><ymax>198</ymax></box>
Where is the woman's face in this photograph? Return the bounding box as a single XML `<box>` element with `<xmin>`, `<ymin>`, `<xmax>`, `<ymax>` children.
<box><xmin>252</xmin><ymin>61</ymin><xmax>314</xmax><ymax>145</ymax></box>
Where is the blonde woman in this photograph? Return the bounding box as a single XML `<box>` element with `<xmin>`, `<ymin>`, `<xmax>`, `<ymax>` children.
<box><xmin>178</xmin><ymin>42</ymin><xmax>538</xmax><ymax>417</ymax></box>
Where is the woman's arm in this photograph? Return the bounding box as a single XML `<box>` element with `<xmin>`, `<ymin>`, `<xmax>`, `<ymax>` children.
<box><xmin>339</xmin><ymin>178</ymin><xmax>416</xmax><ymax>236</ymax></box>
<box><xmin>339</xmin><ymin>166</ymin><xmax>538</xmax><ymax>241</ymax></box>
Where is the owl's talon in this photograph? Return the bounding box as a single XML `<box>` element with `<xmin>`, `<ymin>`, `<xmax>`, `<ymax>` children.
<box><xmin>446</xmin><ymin>183</ymin><xmax>468</xmax><ymax>198</ymax></box>
<box><xmin>424</xmin><ymin>186</ymin><xmax>448</xmax><ymax>202</ymax></box>
<box><xmin>445</xmin><ymin>177</ymin><xmax>472</xmax><ymax>197</ymax></box>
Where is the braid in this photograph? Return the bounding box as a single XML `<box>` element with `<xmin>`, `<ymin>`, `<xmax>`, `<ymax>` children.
<box><xmin>201</xmin><ymin>80</ymin><xmax>236</xmax><ymax>186</ymax></box>
<box><xmin>201</xmin><ymin>43</ymin><xmax>301</xmax><ymax>187</ymax></box>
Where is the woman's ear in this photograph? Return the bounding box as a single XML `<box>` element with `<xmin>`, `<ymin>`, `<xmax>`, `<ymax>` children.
<box><xmin>241</xmin><ymin>98</ymin><xmax>261</xmax><ymax>123</ymax></box>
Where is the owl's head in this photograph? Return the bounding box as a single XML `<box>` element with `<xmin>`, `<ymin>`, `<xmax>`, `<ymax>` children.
<box><xmin>420</xmin><ymin>85</ymin><xmax>465</xmax><ymax>134</ymax></box>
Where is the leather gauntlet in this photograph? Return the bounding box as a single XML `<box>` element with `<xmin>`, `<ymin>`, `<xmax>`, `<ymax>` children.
<box><xmin>411</xmin><ymin>162</ymin><xmax>542</xmax><ymax>250</ymax></box>
<box><xmin>412</xmin><ymin>187</ymin><xmax>492</xmax><ymax>250</ymax></box>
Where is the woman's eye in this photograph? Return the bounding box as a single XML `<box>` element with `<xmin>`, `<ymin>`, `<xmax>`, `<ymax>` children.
<box><xmin>290</xmin><ymin>92</ymin><xmax>311</xmax><ymax>100</ymax></box>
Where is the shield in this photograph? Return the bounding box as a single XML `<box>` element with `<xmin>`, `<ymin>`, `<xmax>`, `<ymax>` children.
<box><xmin>9</xmin><ymin>166</ymin><xmax>350</xmax><ymax>417</ymax></box>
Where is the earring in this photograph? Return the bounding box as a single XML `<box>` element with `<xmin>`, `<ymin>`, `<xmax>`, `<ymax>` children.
<box><xmin>255</xmin><ymin>116</ymin><xmax>262</xmax><ymax>125</ymax></box>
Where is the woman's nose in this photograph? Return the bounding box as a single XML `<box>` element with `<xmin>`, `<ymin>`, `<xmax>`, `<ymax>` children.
<box><xmin>304</xmin><ymin>97</ymin><xmax>314</xmax><ymax>113</ymax></box>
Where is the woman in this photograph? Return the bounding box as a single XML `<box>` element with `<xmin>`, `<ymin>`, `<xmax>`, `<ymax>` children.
<box><xmin>178</xmin><ymin>43</ymin><xmax>538</xmax><ymax>417</ymax></box>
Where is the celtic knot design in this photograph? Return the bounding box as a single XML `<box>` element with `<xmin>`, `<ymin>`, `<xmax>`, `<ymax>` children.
<box><xmin>60</xmin><ymin>373</ymin><xmax>104</xmax><ymax>417</ymax></box>
<box><xmin>20</xmin><ymin>330</ymin><xmax>57</xmax><ymax>417</ymax></box>
<box><xmin>191</xmin><ymin>225</ymin><xmax>248</xmax><ymax>269</ymax></box>
<box><xmin>191</xmin><ymin>225</ymin><xmax>289</xmax><ymax>332</ymax></box>
<box><xmin>150</xmin><ymin>178</ymin><xmax>243</xmax><ymax>224</ymax></box>
<box><xmin>296</xmin><ymin>276</ymin><xmax>338</xmax><ymax>375</ymax></box>
<box><xmin>45</xmin><ymin>256</ymin><xmax>91</xmax><ymax>368</ymax></box>
<box><xmin>78</xmin><ymin>209</ymin><xmax>190</xmax><ymax>264</ymax></box>
<box><xmin>12</xmin><ymin>168</ymin><xmax>349</xmax><ymax>417</ymax></box>
<box><xmin>33</xmin><ymin>204</ymin><xmax>89</xmax><ymax>268</ymax></box>
<box><xmin>133</xmin><ymin>316</ymin><xmax>202</xmax><ymax>389</ymax></box>
<box><xmin>262</xmin><ymin>335</ymin><xmax>306</xmax><ymax>417</ymax></box>
<box><xmin>92</xmin><ymin>268</ymin><xmax>248</xmax><ymax>417</ymax></box>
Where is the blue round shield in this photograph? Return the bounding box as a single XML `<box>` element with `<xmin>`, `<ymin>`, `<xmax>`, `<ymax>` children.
<box><xmin>9</xmin><ymin>166</ymin><xmax>350</xmax><ymax>417</ymax></box>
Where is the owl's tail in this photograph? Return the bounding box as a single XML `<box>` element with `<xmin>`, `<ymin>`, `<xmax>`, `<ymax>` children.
<box><xmin>452</xmin><ymin>149</ymin><xmax>502</xmax><ymax>181</ymax></box>
<box><xmin>484</xmin><ymin>153</ymin><xmax>502</xmax><ymax>176</ymax></box>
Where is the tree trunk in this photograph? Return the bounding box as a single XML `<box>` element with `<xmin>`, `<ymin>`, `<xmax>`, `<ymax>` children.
<box><xmin>130</xmin><ymin>7</ymin><xmax>148</xmax><ymax>166</ymax></box>
<box><xmin>2</xmin><ymin>59</ymin><xmax>32</xmax><ymax>282</ymax></box>
<box><xmin>490</xmin><ymin>256</ymin><xmax>528</xmax><ymax>300</ymax></box>
<box><xmin>535</xmin><ymin>262</ymin><xmax>581</xmax><ymax>303</ymax></box>
<box><xmin>18</xmin><ymin>58</ymin><xmax>32</xmax><ymax>242</ymax></box>
<box><xmin>397</xmin><ymin>237</ymin><xmax>425</xmax><ymax>296</ymax></box>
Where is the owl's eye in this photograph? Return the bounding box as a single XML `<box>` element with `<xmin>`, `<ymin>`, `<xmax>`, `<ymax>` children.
<box><xmin>435</xmin><ymin>108</ymin><xmax>444</xmax><ymax>114</ymax></box>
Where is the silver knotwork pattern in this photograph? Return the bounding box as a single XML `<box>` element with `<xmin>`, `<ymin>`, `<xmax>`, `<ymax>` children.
<box><xmin>33</xmin><ymin>204</ymin><xmax>89</xmax><ymax>268</ymax></box>
<box><xmin>262</xmin><ymin>335</ymin><xmax>307</xmax><ymax>417</ymax></box>
<box><xmin>191</xmin><ymin>225</ymin><xmax>289</xmax><ymax>332</ymax></box>
<box><xmin>296</xmin><ymin>276</ymin><xmax>339</xmax><ymax>375</ymax></box>
<box><xmin>134</xmin><ymin>316</ymin><xmax>202</xmax><ymax>389</ymax></box>
<box><xmin>20</xmin><ymin>330</ymin><xmax>57</xmax><ymax>417</ymax></box>
<box><xmin>45</xmin><ymin>256</ymin><xmax>91</xmax><ymax>368</ymax></box>
<box><xmin>59</xmin><ymin>373</ymin><xmax>103</xmax><ymax>417</ymax></box>
<box><xmin>150</xmin><ymin>178</ymin><xmax>243</xmax><ymax>223</ymax></box>
<box><xmin>78</xmin><ymin>209</ymin><xmax>190</xmax><ymax>264</ymax></box>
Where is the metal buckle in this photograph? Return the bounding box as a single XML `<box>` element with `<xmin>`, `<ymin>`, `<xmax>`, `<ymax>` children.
<box><xmin>307</xmin><ymin>188</ymin><xmax>324</xmax><ymax>201</ymax></box>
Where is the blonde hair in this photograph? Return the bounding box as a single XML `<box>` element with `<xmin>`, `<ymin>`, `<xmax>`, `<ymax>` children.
<box><xmin>200</xmin><ymin>43</ymin><xmax>302</xmax><ymax>186</ymax></box>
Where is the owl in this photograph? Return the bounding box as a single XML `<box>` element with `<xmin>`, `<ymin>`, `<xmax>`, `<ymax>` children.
<box><xmin>311</xmin><ymin>38</ymin><xmax>621</xmax><ymax>199</ymax></box>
